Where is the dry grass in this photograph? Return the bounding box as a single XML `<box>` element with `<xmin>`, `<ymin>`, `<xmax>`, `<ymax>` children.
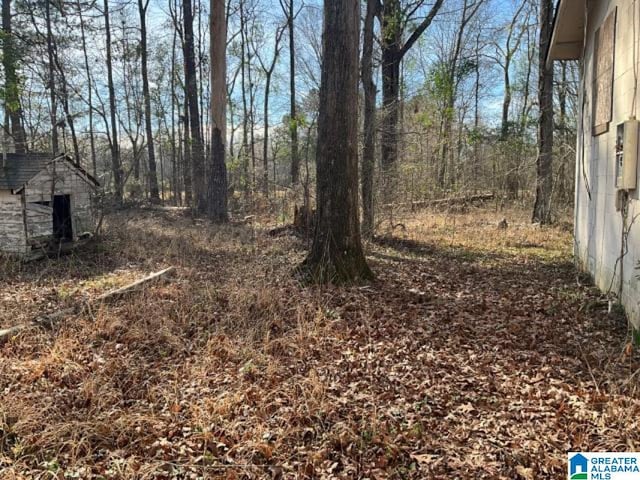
<box><xmin>1</xmin><ymin>206</ymin><xmax>639</xmax><ymax>479</ymax></box>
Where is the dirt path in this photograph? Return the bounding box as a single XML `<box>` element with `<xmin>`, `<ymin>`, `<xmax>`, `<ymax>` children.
<box><xmin>1</xmin><ymin>208</ymin><xmax>639</xmax><ymax>479</ymax></box>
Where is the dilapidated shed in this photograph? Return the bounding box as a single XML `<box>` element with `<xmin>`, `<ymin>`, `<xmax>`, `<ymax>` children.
<box><xmin>0</xmin><ymin>153</ymin><xmax>100</xmax><ymax>256</ymax></box>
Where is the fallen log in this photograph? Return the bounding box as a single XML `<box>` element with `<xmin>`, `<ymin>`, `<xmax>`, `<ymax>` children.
<box><xmin>0</xmin><ymin>324</ymin><xmax>32</xmax><ymax>340</ymax></box>
<box><xmin>382</xmin><ymin>193</ymin><xmax>495</xmax><ymax>210</ymax></box>
<box><xmin>0</xmin><ymin>267</ymin><xmax>176</xmax><ymax>344</ymax></box>
<box><xmin>96</xmin><ymin>267</ymin><xmax>176</xmax><ymax>302</ymax></box>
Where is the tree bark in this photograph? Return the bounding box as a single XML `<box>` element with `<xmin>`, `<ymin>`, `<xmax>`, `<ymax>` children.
<box><xmin>139</xmin><ymin>0</ymin><xmax>160</xmax><ymax>201</ymax></box>
<box><xmin>1</xmin><ymin>0</ymin><xmax>27</xmax><ymax>153</ymax></box>
<box><xmin>170</xmin><ymin>20</ymin><xmax>179</xmax><ymax>205</ymax></box>
<box><xmin>183</xmin><ymin>0</ymin><xmax>206</xmax><ymax>213</ymax></box>
<box><xmin>379</xmin><ymin>0</ymin><xmax>443</xmax><ymax>198</ymax></box>
<box><xmin>45</xmin><ymin>0</ymin><xmax>59</xmax><ymax>154</ymax></box>
<box><xmin>301</xmin><ymin>0</ymin><xmax>372</xmax><ymax>283</ymax></box>
<box><xmin>239</xmin><ymin>0</ymin><xmax>250</xmax><ymax>196</ymax></box>
<box><xmin>208</xmin><ymin>0</ymin><xmax>229</xmax><ymax>221</ymax></box>
<box><xmin>103</xmin><ymin>0</ymin><xmax>123</xmax><ymax>203</ymax></box>
<box><xmin>361</xmin><ymin>0</ymin><xmax>377</xmax><ymax>237</ymax></box>
<box><xmin>532</xmin><ymin>0</ymin><xmax>554</xmax><ymax>224</ymax></box>
<box><xmin>283</xmin><ymin>0</ymin><xmax>300</xmax><ymax>184</ymax></box>
<box><xmin>77</xmin><ymin>0</ymin><xmax>96</xmax><ymax>175</ymax></box>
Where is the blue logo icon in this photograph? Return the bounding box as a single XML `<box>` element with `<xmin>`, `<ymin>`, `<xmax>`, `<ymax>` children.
<box><xmin>570</xmin><ymin>453</ymin><xmax>588</xmax><ymax>479</ymax></box>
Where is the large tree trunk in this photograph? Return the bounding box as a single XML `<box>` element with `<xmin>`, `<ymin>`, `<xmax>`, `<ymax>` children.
<box><xmin>103</xmin><ymin>0</ymin><xmax>123</xmax><ymax>203</ymax></box>
<box><xmin>183</xmin><ymin>0</ymin><xmax>206</xmax><ymax>213</ymax></box>
<box><xmin>139</xmin><ymin>0</ymin><xmax>160</xmax><ymax>202</ymax></box>
<box><xmin>361</xmin><ymin>0</ymin><xmax>377</xmax><ymax>236</ymax></box>
<box><xmin>1</xmin><ymin>0</ymin><xmax>27</xmax><ymax>153</ymax></box>
<box><xmin>301</xmin><ymin>0</ymin><xmax>372</xmax><ymax>283</ymax></box>
<box><xmin>532</xmin><ymin>0</ymin><xmax>554</xmax><ymax>224</ymax></box>
<box><xmin>208</xmin><ymin>0</ymin><xmax>229</xmax><ymax>221</ymax></box>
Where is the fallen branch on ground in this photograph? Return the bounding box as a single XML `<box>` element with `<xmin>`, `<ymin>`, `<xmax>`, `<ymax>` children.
<box><xmin>0</xmin><ymin>267</ymin><xmax>176</xmax><ymax>344</ymax></box>
<box><xmin>95</xmin><ymin>267</ymin><xmax>176</xmax><ymax>302</ymax></box>
<box><xmin>382</xmin><ymin>193</ymin><xmax>495</xmax><ymax>209</ymax></box>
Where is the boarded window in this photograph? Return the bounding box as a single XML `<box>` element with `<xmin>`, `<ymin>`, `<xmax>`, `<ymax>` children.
<box><xmin>592</xmin><ymin>8</ymin><xmax>617</xmax><ymax>136</ymax></box>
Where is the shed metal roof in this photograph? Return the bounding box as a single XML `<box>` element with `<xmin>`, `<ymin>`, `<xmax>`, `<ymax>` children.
<box><xmin>0</xmin><ymin>152</ymin><xmax>53</xmax><ymax>190</ymax></box>
<box><xmin>0</xmin><ymin>153</ymin><xmax>99</xmax><ymax>192</ymax></box>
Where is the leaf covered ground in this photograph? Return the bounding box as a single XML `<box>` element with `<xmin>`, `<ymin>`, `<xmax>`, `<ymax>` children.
<box><xmin>1</xmin><ymin>207</ymin><xmax>640</xmax><ymax>479</ymax></box>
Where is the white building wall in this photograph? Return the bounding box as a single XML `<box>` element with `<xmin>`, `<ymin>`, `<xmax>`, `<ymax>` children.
<box><xmin>0</xmin><ymin>190</ymin><xmax>27</xmax><ymax>254</ymax></box>
<box><xmin>575</xmin><ymin>0</ymin><xmax>640</xmax><ymax>327</ymax></box>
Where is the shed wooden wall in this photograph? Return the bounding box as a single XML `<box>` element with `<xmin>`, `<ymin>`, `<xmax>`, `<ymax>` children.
<box><xmin>0</xmin><ymin>159</ymin><xmax>97</xmax><ymax>255</ymax></box>
<box><xmin>22</xmin><ymin>160</ymin><xmax>97</xmax><ymax>246</ymax></box>
<box><xmin>0</xmin><ymin>190</ymin><xmax>27</xmax><ymax>254</ymax></box>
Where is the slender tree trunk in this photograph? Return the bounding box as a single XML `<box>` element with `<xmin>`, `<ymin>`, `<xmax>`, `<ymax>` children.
<box><xmin>473</xmin><ymin>32</ymin><xmax>480</xmax><ymax>180</ymax></box>
<box><xmin>380</xmin><ymin>0</ymin><xmax>443</xmax><ymax>197</ymax></box>
<box><xmin>183</xmin><ymin>0</ymin><xmax>206</xmax><ymax>212</ymax></box>
<box><xmin>45</xmin><ymin>0</ymin><xmax>59</xmax><ymax>154</ymax></box>
<box><xmin>380</xmin><ymin>0</ymin><xmax>401</xmax><ymax>191</ymax></box>
<box><xmin>361</xmin><ymin>0</ymin><xmax>377</xmax><ymax>236</ymax></box>
<box><xmin>103</xmin><ymin>0</ymin><xmax>123</xmax><ymax>202</ymax></box>
<box><xmin>440</xmin><ymin>0</ymin><xmax>474</xmax><ymax>190</ymax></box>
<box><xmin>138</xmin><ymin>0</ymin><xmax>160</xmax><ymax>201</ymax></box>
<box><xmin>263</xmin><ymin>73</ymin><xmax>272</xmax><ymax>196</ymax></box>
<box><xmin>557</xmin><ymin>61</ymin><xmax>568</xmax><ymax>200</ymax></box>
<box><xmin>52</xmin><ymin>54</ymin><xmax>80</xmax><ymax>165</ymax></box>
<box><xmin>239</xmin><ymin>0</ymin><xmax>250</xmax><ymax>196</ymax></box>
<box><xmin>78</xmin><ymin>0</ymin><xmax>96</xmax><ymax>175</ymax></box>
<box><xmin>1</xmin><ymin>0</ymin><xmax>27</xmax><ymax>153</ymax></box>
<box><xmin>256</xmin><ymin>26</ymin><xmax>285</xmax><ymax>197</ymax></box>
<box><xmin>519</xmin><ymin>28</ymin><xmax>534</xmax><ymax>135</ymax></box>
<box><xmin>183</xmin><ymin>92</ymin><xmax>193</xmax><ymax>205</ymax></box>
<box><xmin>532</xmin><ymin>0</ymin><xmax>554</xmax><ymax>223</ymax></box>
<box><xmin>208</xmin><ymin>0</ymin><xmax>229</xmax><ymax>221</ymax></box>
<box><xmin>170</xmin><ymin>24</ymin><xmax>179</xmax><ymax>205</ymax></box>
<box><xmin>286</xmin><ymin>0</ymin><xmax>299</xmax><ymax>184</ymax></box>
<box><xmin>500</xmin><ymin>63</ymin><xmax>511</xmax><ymax>140</ymax></box>
<box><xmin>301</xmin><ymin>0</ymin><xmax>372</xmax><ymax>283</ymax></box>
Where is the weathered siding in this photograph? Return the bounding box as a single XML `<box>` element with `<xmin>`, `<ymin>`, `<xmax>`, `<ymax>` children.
<box><xmin>25</xmin><ymin>202</ymin><xmax>53</xmax><ymax>240</ymax></box>
<box><xmin>0</xmin><ymin>190</ymin><xmax>27</xmax><ymax>254</ymax></box>
<box><xmin>22</xmin><ymin>159</ymin><xmax>97</xmax><ymax>244</ymax></box>
<box><xmin>575</xmin><ymin>0</ymin><xmax>640</xmax><ymax>327</ymax></box>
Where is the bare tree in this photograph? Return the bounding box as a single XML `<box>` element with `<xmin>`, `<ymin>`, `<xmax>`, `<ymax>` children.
<box><xmin>379</xmin><ymin>0</ymin><xmax>443</xmax><ymax>193</ymax></box>
<box><xmin>253</xmin><ymin>20</ymin><xmax>286</xmax><ymax>196</ymax></box>
<box><xmin>280</xmin><ymin>0</ymin><xmax>300</xmax><ymax>185</ymax></box>
<box><xmin>138</xmin><ymin>0</ymin><xmax>160</xmax><ymax>201</ymax></box>
<box><xmin>532</xmin><ymin>0</ymin><xmax>553</xmax><ymax>223</ymax></box>
<box><xmin>77</xmin><ymin>0</ymin><xmax>97</xmax><ymax>175</ymax></box>
<box><xmin>183</xmin><ymin>0</ymin><xmax>206</xmax><ymax>212</ymax></box>
<box><xmin>103</xmin><ymin>0</ymin><xmax>124</xmax><ymax>203</ymax></box>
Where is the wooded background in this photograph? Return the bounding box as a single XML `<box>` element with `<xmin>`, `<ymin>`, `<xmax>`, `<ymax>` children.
<box><xmin>0</xmin><ymin>0</ymin><xmax>577</xmax><ymax>221</ymax></box>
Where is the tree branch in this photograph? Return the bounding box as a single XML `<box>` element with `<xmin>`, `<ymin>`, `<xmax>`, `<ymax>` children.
<box><xmin>398</xmin><ymin>0</ymin><xmax>444</xmax><ymax>59</ymax></box>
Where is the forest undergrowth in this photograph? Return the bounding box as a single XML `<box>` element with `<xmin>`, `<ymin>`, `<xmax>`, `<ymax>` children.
<box><xmin>1</xmin><ymin>205</ymin><xmax>639</xmax><ymax>479</ymax></box>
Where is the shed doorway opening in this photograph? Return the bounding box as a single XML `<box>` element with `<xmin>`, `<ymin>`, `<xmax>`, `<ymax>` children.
<box><xmin>53</xmin><ymin>195</ymin><xmax>73</xmax><ymax>241</ymax></box>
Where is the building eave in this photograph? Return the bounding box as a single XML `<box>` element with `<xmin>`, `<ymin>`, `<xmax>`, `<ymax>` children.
<box><xmin>548</xmin><ymin>0</ymin><xmax>586</xmax><ymax>65</ymax></box>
